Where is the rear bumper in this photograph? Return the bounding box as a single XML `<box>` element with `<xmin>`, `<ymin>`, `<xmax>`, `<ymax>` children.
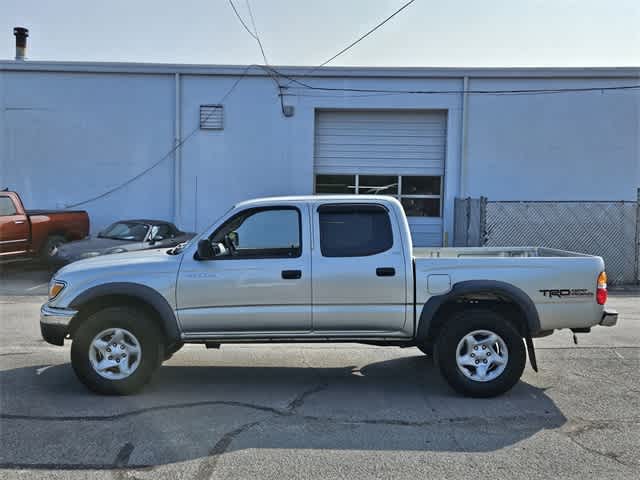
<box><xmin>40</xmin><ymin>304</ymin><xmax>77</xmax><ymax>346</ymax></box>
<box><xmin>600</xmin><ymin>309</ymin><xmax>618</xmax><ymax>327</ymax></box>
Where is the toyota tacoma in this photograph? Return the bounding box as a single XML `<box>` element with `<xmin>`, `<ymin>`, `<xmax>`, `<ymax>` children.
<box><xmin>41</xmin><ymin>195</ymin><xmax>618</xmax><ymax>397</ymax></box>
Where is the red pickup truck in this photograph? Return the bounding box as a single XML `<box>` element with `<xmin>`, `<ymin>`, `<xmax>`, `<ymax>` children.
<box><xmin>0</xmin><ymin>190</ymin><xmax>89</xmax><ymax>262</ymax></box>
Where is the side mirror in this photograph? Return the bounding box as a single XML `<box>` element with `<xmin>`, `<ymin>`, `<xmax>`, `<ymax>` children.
<box><xmin>196</xmin><ymin>239</ymin><xmax>215</xmax><ymax>260</ymax></box>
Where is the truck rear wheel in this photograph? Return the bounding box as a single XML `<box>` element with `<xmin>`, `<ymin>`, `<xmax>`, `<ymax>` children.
<box><xmin>434</xmin><ymin>309</ymin><xmax>526</xmax><ymax>397</ymax></box>
<box><xmin>70</xmin><ymin>306</ymin><xmax>163</xmax><ymax>395</ymax></box>
<box><xmin>41</xmin><ymin>234</ymin><xmax>67</xmax><ymax>262</ymax></box>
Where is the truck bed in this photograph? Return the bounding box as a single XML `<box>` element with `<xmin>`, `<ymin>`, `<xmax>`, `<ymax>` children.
<box><xmin>413</xmin><ymin>246</ymin><xmax>592</xmax><ymax>258</ymax></box>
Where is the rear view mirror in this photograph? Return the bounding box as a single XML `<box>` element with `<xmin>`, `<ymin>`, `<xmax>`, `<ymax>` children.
<box><xmin>196</xmin><ymin>239</ymin><xmax>215</xmax><ymax>260</ymax></box>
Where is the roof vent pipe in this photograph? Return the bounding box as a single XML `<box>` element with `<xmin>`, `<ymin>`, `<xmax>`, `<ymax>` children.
<box><xmin>14</xmin><ymin>27</ymin><xmax>28</xmax><ymax>61</ymax></box>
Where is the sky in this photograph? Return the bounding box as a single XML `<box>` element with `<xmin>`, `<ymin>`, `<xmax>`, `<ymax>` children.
<box><xmin>1</xmin><ymin>0</ymin><xmax>639</xmax><ymax>67</ymax></box>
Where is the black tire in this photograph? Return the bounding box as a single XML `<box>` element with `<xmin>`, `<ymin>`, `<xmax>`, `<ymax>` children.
<box><xmin>41</xmin><ymin>235</ymin><xmax>67</xmax><ymax>263</ymax></box>
<box><xmin>71</xmin><ymin>306</ymin><xmax>163</xmax><ymax>395</ymax></box>
<box><xmin>434</xmin><ymin>309</ymin><xmax>526</xmax><ymax>398</ymax></box>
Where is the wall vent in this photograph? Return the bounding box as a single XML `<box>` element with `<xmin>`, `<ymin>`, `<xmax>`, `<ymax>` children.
<box><xmin>200</xmin><ymin>105</ymin><xmax>223</xmax><ymax>130</ymax></box>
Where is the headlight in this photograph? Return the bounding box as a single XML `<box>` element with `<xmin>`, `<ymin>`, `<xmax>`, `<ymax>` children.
<box><xmin>49</xmin><ymin>280</ymin><xmax>66</xmax><ymax>300</ymax></box>
<box><xmin>80</xmin><ymin>251</ymin><xmax>101</xmax><ymax>258</ymax></box>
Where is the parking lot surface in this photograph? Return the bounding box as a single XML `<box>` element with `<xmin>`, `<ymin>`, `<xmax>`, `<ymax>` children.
<box><xmin>1</xmin><ymin>266</ymin><xmax>639</xmax><ymax>479</ymax></box>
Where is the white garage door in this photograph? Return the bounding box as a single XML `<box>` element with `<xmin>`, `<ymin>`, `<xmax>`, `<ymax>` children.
<box><xmin>314</xmin><ymin>110</ymin><xmax>446</xmax><ymax>246</ymax></box>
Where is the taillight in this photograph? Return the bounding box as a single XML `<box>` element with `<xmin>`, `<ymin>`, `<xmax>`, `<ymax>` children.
<box><xmin>596</xmin><ymin>271</ymin><xmax>607</xmax><ymax>305</ymax></box>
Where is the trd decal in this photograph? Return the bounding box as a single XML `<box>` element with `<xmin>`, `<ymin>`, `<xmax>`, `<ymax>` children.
<box><xmin>539</xmin><ymin>289</ymin><xmax>593</xmax><ymax>298</ymax></box>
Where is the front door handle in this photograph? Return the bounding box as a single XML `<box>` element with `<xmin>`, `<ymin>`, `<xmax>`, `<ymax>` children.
<box><xmin>376</xmin><ymin>267</ymin><xmax>396</xmax><ymax>277</ymax></box>
<box><xmin>14</xmin><ymin>220</ymin><xmax>25</xmax><ymax>225</ymax></box>
<box><xmin>282</xmin><ymin>269</ymin><xmax>302</xmax><ymax>280</ymax></box>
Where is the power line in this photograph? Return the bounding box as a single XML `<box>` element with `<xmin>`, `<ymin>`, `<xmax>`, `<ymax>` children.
<box><xmin>245</xmin><ymin>0</ymin><xmax>269</xmax><ymax>68</ymax></box>
<box><xmin>227</xmin><ymin>0</ymin><xmax>257</xmax><ymax>40</ymax></box>
<box><xmin>229</xmin><ymin>0</ymin><xmax>285</xmax><ymax>113</ymax></box>
<box><xmin>65</xmin><ymin>65</ymin><xmax>257</xmax><ymax>209</ymax></box>
<box><xmin>264</xmin><ymin>66</ymin><xmax>640</xmax><ymax>96</ymax></box>
<box><xmin>284</xmin><ymin>0</ymin><xmax>417</xmax><ymax>85</ymax></box>
<box><xmin>315</xmin><ymin>0</ymin><xmax>417</xmax><ymax>70</ymax></box>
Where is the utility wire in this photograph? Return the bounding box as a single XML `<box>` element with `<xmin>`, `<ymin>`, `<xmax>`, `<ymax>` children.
<box><xmin>245</xmin><ymin>0</ymin><xmax>269</xmax><ymax>68</ymax></box>
<box><xmin>264</xmin><ymin>66</ymin><xmax>640</xmax><ymax>96</ymax></box>
<box><xmin>314</xmin><ymin>0</ymin><xmax>416</xmax><ymax>71</ymax></box>
<box><xmin>229</xmin><ymin>0</ymin><xmax>285</xmax><ymax>112</ymax></box>
<box><xmin>65</xmin><ymin>65</ymin><xmax>257</xmax><ymax>209</ymax></box>
<box><xmin>227</xmin><ymin>0</ymin><xmax>258</xmax><ymax>40</ymax></box>
<box><xmin>283</xmin><ymin>0</ymin><xmax>417</xmax><ymax>85</ymax></box>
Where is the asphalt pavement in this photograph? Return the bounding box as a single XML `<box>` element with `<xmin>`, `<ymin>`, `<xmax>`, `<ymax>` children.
<box><xmin>1</xmin><ymin>265</ymin><xmax>638</xmax><ymax>479</ymax></box>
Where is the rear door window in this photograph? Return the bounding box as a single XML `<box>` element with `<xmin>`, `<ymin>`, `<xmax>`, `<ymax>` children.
<box><xmin>318</xmin><ymin>204</ymin><xmax>393</xmax><ymax>257</ymax></box>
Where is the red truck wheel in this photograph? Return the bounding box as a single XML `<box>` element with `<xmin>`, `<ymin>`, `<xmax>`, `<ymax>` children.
<box><xmin>41</xmin><ymin>235</ymin><xmax>66</xmax><ymax>262</ymax></box>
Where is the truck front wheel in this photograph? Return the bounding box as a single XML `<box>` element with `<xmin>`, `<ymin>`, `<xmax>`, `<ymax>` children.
<box><xmin>434</xmin><ymin>309</ymin><xmax>526</xmax><ymax>397</ymax></box>
<box><xmin>70</xmin><ymin>306</ymin><xmax>163</xmax><ymax>395</ymax></box>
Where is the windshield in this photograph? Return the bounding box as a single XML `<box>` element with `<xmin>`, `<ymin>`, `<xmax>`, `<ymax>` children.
<box><xmin>168</xmin><ymin>206</ymin><xmax>235</xmax><ymax>255</ymax></box>
<box><xmin>99</xmin><ymin>222</ymin><xmax>149</xmax><ymax>241</ymax></box>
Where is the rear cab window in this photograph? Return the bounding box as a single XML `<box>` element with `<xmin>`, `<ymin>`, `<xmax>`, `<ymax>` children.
<box><xmin>317</xmin><ymin>204</ymin><xmax>393</xmax><ymax>257</ymax></box>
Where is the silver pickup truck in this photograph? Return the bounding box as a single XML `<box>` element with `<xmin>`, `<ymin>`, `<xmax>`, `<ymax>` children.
<box><xmin>41</xmin><ymin>195</ymin><xmax>618</xmax><ymax>397</ymax></box>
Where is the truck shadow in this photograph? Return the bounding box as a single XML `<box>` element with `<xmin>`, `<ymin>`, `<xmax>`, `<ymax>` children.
<box><xmin>0</xmin><ymin>354</ymin><xmax>565</xmax><ymax>470</ymax></box>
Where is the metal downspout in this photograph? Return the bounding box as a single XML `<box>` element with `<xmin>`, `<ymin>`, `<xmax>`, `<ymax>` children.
<box><xmin>459</xmin><ymin>76</ymin><xmax>469</xmax><ymax>198</ymax></box>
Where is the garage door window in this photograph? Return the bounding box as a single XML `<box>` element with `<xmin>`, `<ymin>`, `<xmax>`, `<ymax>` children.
<box><xmin>315</xmin><ymin>174</ymin><xmax>441</xmax><ymax>217</ymax></box>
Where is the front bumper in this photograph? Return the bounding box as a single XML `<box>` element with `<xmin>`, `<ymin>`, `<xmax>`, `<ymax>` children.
<box><xmin>40</xmin><ymin>304</ymin><xmax>77</xmax><ymax>346</ymax></box>
<box><xmin>600</xmin><ymin>308</ymin><xmax>618</xmax><ymax>327</ymax></box>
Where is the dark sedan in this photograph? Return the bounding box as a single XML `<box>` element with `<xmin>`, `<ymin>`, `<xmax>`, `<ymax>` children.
<box><xmin>50</xmin><ymin>220</ymin><xmax>195</xmax><ymax>265</ymax></box>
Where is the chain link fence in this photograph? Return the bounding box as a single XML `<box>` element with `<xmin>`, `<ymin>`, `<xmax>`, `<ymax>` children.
<box><xmin>482</xmin><ymin>200</ymin><xmax>639</xmax><ymax>284</ymax></box>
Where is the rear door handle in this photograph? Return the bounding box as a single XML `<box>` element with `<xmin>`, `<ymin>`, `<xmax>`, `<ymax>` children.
<box><xmin>282</xmin><ymin>269</ymin><xmax>302</xmax><ymax>280</ymax></box>
<box><xmin>14</xmin><ymin>220</ymin><xmax>25</xmax><ymax>224</ymax></box>
<box><xmin>376</xmin><ymin>267</ymin><xmax>396</xmax><ymax>277</ymax></box>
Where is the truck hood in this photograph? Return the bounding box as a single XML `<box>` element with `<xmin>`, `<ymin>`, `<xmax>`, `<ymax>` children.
<box><xmin>55</xmin><ymin>248</ymin><xmax>180</xmax><ymax>276</ymax></box>
<box><xmin>55</xmin><ymin>237</ymin><xmax>143</xmax><ymax>260</ymax></box>
<box><xmin>49</xmin><ymin>247</ymin><xmax>182</xmax><ymax>310</ymax></box>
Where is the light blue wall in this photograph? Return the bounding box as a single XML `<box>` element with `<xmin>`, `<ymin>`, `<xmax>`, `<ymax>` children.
<box><xmin>466</xmin><ymin>77</ymin><xmax>639</xmax><ymax>201</ymax></box>
<box><xmin>179</xmin><ymin>74</ymin><xmax>462</xmax><ymax>239</ymax></box>
<box><xmin>0</xmin><ymin>70</ymin><xmax>175</xmax><ymax>230</ymax></box>
<box><xmin>1</xmin><ymin>65</ymin><xmax>638</xmax><ymax>240</ymax></box>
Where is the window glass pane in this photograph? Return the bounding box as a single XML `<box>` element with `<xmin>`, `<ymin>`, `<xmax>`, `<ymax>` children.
<box><xmin>402</xmin><ymin>176</ymin><xmax>441</xmax><ymax>196</ymax></box>
<box><xmin>358</xmin><ymin>175</ymin><xmax>398</xmax><ymax>195</ymax></box>
<box><xmin>319</xmin><ymin>205</ymin><xmax>393</xmax><ymax>257</ymax></box>
<box><xmin>151</xmin><ymin>224</ymin><xmax>172</xmax><ymax>239</ymax></box>
<box><xmin>315</xmin><ymin>175</ymin><xmax>356</xmax><ymax>194</ymax></box>
<box><xmin>401</xmin><ymin>198</ymin><xmax>441</xmax><ymax>217</ymax></box>
<box><xmin>102</xmin><ymin>222</ymin><xmax>149</xmax><ymax>241</ymax></box>
<box><xmin>219</xmin><ymin>209</ymin><xmax>300</xmax><ymax>251</ymax></box>
<box><xmin>0</xmin><ymin>197</ymin><xmax>17</xmax><ymax>216</ymax></box>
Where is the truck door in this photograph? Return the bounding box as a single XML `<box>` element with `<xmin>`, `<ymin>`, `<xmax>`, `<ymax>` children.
<box><xmin>0</xmin><ymin>194</ymin><xmax>30</xmax><ymax>256</ymax></box>
<box><xmin>177</xmin><ymin>205</ymin><xmax>312</xmax><ymax>335</ymax></box>
<box><xmin>311</xmin><ymin>203</ymin><xmax>407</xmax><ymax>334</ymax></box>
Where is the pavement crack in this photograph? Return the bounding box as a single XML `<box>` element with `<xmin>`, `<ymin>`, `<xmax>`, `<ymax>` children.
<box><xmin>285</xmin><ymin>348</ymin><xmax>329</xmax><ymax>413</ymax></box>
<box><xmin>564</xmin><ymin>433</ymin><xmax>635</xmax><ymax>469</ymax></box>
<box><xmin>299</xmin><ymin>412</ymin><xmax>564</xmax><ymax>428</ymax></box>
<box><xmin>559</xmin><ymin>420</ymin><xmax>639</xmax><ymax>469</ymax></box>
<box><xmin>286</xmin><ymin>381</ymin><xmax>329</xmax><ymax>412</ymax></box>
<box><xmin>112</xmin><ymin>443</ymin><xmax>135</xmax><ymax>480</ymax></box>
<box><xmin>1</xmin><ymin>400</ymin><xmax>286</xmax><ymax>422</ymax></box>
<box><xmin>194</xmin><ymin>421</ymin><xmax>261</xmax><ymax>480</ymax></box>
